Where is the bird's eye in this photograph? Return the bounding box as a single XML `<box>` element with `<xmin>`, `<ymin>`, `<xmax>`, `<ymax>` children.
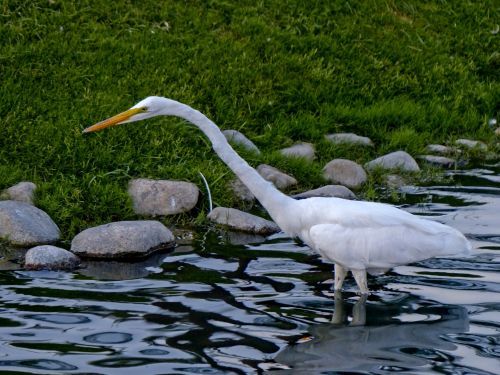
<box><xmin>141</xmin><ymin>106</ymin><xmax>148</xmax><ymax>112</ymax></box>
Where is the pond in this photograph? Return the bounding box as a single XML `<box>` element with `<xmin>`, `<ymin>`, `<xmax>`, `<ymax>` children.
<box><xmin>1</xmin><ymin>164</ymin><xmax>499</xmax><ymax>374</ymax></box>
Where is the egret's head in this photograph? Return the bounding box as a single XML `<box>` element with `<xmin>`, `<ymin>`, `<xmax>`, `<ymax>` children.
<box><xmin>83</xmin><ymin>96</ymin><xmax>173</xmax><ymax>133</ymax></box>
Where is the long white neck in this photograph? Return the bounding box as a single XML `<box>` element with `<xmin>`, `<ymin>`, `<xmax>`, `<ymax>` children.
<box><xmin>159</xmin><ymin>98</ymin><xmax>295</xmax><ymax>226</ymax></box>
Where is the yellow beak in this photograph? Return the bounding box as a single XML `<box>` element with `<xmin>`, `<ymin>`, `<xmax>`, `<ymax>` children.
<box><xmin>83</xmin><ymin>107</ymin><xmax>144</xmax><ymax>133</ymax></box>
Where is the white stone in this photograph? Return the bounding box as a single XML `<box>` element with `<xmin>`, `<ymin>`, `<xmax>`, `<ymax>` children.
<box><xmin>323</xmin><ymin>159</ymin><xmax>367</xmax><ymax>189</ymax></box>
<box><xmin>293</xmin><ymin>185</ymin><xmax>357</xmax><ymax>200</ymax></box>
<box><xmin>325</xmin><ymin>133</ymin><xmax>373</xmax><ymax>147</ymax></box>
<box><xmin>222</xmin><ymin>129</ymin><xmax>260</xmax><ymax>154</ymax></box>
<box><xmin>425</xmin><ymin>144</ymin><xmax>454</xmax><ymax>155</ymax></box>
<box><xmin>279</xmin><ymin>142</ymin><xmax>315</xmax><ymax>161</ymax></box>
<box><xmin>385</xmin><ymin>174</ymin><xmax>407</xmax><ymax>189</ymax></box>
<box><xmin>229</xmin><ymin>178</ymin><xmax>255</xmax><ymax>203</ymax></box>
<box><xmin>365</xmin><ymin>151</ymin><xmax>420</xmax><ymax>172</ymax></box>
<box><xmin>1</xmin><ymin>182</ymin><xmax>37</xmax><ymax>205</ymax></box>
<box><xmin>71</xmin><ymin>221</ymin><xmax>174</xmax><ymax>259</ymax></box>
<box><xmin>455</xmin><ymin>139</ymin><xmax>487</xmax><ymax>150</ymax></box>
<box><xmin>257</xmin><ymin>164</ymin><xmax>297</xmax><ymax>190</ymax></box>
<box><xmin>418</xmin><ymin>155</ymin><xmax>456</xmax><ymax>168</ymax></box>
<box><xmin>25</xmin><ymin>245</ymin><xmax>80</xmax><ymax>270</ymax></box>
<box><xmin>128</xmin><ymin>178</ymin><xmax>199</xmax><ymax>216</ymax></box>
<box><xmin>0</xmin><ymin>201</ymin><xmax>60</xmax><ymax>246</ymax></box>
<box><xmin>207</xmin><ymin>207</ymin><xmax>280</xmax><ymax>235</ymax></box>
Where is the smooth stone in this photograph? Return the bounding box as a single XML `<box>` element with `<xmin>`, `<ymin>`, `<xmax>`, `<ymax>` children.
<box><xmin>425</xmin><ymin>144</ymin><xmax>455</xmax><ymax>155</ymax></box>
<box><xmin>207</xmin><ymin>207</ymin><xmax>280</xmax><ymax>235</ymax></box>
<box><xmin>365</xmin><ymin>151</ymin><xmax>420</xmax><ymax>172</ymax></box>
<box><xmin>222</xmin><ymin>129</ymin><xmax>260</xmax><ymax>154</ymax></box>
<box><xmin>293</xmin><ymin>185</ymin><xmax>357</xmax><ymax>200</ymax></box>
<box><xmin>0</xmin><ymin>201</ymin><xmax>60</xmax><ymax>246</ymax></box>
<box><xmin>418</xmin><ymin>155</ymin><xmax>456</xmax><ymax>168</ymax></box>
<box><xmin>325</xmin><ymin>133</ymin><xmax>373</xmax><ymax>147</ymax></box>
<box><xmin>229</xmin><ymin>178</ymin><xmax>255</xmax><ymax>203</ymax></box>
<box><xmin>25</xmin><ymin>245</ymin><xmax>80</xmax><ymax>270</ymax></box>
<box><xmin>279</xmin><ymin>142</ymin><xmax>315</xmax><ymax>161</ymax></box>
<box><xmin>257</xmin><ymin>164</ymin><xmax>297</xmax><ymax>190</ymax></box>
<box><xmin>71</xmin><ymin>220</ymin><xmax>175</xmax><ymax>259</ymax></box>
<box><xmin>322</xmin><ymin>159</ymin><xmax>367</xmax><ymax>189</ymax></box>
<box><xmin>455</xmin><ymin>139</ymin><xmax>487</xmax><ymax>150</ymax></box>
<box><xmin>1</xmin><ymin>182</ymin><xmax>37</xmax><ymax>205</ymax></box>
<box><xmin>385</xmin><ymin>174</ymin><xmax>407</xmax><ymax>189</ymax></box>
<box><xmin>128</xmin><ymin>178</ymin><xmax>199</xmax><ymax>216</ymax></box>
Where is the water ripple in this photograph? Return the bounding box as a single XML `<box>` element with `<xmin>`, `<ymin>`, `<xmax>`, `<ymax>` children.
<box><xmin>0</xmin><ymin>166</ymin><xmax>499</xmax><ymax>374</ymax></box>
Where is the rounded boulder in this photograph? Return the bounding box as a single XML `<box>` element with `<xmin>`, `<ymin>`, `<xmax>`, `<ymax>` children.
<box><xmin>0</xmin><ymin>201</ymin><xmax>60</xmax><ymax>246</ymax></box>
<box><xmin>71</xmin><ymin>220</ymin><xmax>175</xmax><ymax>259</ymax></box>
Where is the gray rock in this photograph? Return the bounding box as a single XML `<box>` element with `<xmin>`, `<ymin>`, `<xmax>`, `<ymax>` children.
<box><xmin>229</xmin><ymin>178</ymin><xmax>255</xmax><ymax>203</ymax></box>
<box><xmin>222</xmin><ymin>130</ymin><xmax>260</xmax><ymax>154</ymax></box>
<box><xmin>25</xmin><ymin>245</ymin><xmax>80</xmax><ymax>270</ymax></box>
<box><xmin>455</xmin><ymin>139</ymin><xmax>487</xmax><ymax>150</ymax></box>
<box><xmin>71</xmin><ymin>220</ymin><xmax>175</xmax><ymax>259</ymax></box>
<box><xmin>293</xmin><ymin>185</ymin><xmax>357</xmax><ymax>200</ymax></box>
<box><xmin>257</xmin><ymin>164</ymin><xmax>297</xmax><ymax>190</ymax></box>
<box><xmin>0</xmin><ymin>201</ymin><xmax>60</xmax><ymax>246</ymax></box>
<box><xmin>207</xmin><ymin>207</ymin><xmax>280</xmax><ymax>235</ymax></box>
<box><xmin>280</xmin><ymin>142</ymin><xmax>315</xmax><ymax>161</ymax></box>
<box><xmin>325</xmin><ymin>133</ymin><xmax>373</xmax><ymax>147</ymax></box>
<box><xmin>322</xmin><ymin>159</ymin><xmax>367</xmax><ymax>189</ymax></box>
<box><xmin>425</xmin><ymin>144</ymin><xmax>455</xmax><ymax>155</ymax></box>
<box><xmin>418</xmin><ymin>155</ymin><xmax>456</xmax><ymax>168</ymax></box>
<box><xmin>128</xmin><ymin>178</ymin><xmax>199</xmax><ymax>216</ymax></box>
<box><xmin>1</xmin><ymin>182</ymin><xmax>37</xmax><ymax>205</ymax></box>
<box><xmin>385</xmin><ymin>174</ymin><xmax>407</xmax><ymax>189</ymax></box>
<box><xmin>365</xmin><ymin>151</ymin><xmax>420</xmax><ymax>172</ymax></box>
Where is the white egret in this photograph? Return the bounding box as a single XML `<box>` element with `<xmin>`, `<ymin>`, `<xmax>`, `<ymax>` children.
<box><xmin>84</xmin><ymin>96</ymin><xmax>472</xmax><ymax>293</ymax></box>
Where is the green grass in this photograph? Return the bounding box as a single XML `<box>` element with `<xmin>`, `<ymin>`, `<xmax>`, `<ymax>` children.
<box><xmin>1</xmin><ymin>0</ymin><xmax>499</xmax><ymax>240</ymax></box>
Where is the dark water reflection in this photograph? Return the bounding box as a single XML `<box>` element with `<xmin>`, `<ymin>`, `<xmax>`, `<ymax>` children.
<box><xmin>1</xmin><ymin>165</ymin><xmax>499</xmax><ymax>374</ymax></box>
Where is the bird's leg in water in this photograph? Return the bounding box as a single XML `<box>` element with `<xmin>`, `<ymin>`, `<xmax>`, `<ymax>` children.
<box><xmin>351</xmin><ymin>294</ymin><xmax>368</xmax><ymax>326</ymax></box>
<box><xmin>334</xmin><ymin>264</ymin><xmax>348</xmax><ymax>290</ymax></box>
<box><xmin>352</xmin><ymin>269</ymin><xmax>369</xmax><ymax>294</ymax></box>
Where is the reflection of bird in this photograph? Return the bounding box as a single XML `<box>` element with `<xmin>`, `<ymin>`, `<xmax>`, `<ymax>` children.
<box><xmin>84</xmin><ymin>96</ymin><xmax>472</xmax><ymax>293</ymax></box>
<box><xmin>273</xmin><ymin>293</ymin><xmax>469</xmax><ymax>373</ymax></box>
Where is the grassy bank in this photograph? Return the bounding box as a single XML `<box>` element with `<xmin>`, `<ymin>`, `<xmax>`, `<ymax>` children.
<box><xmin>1</xmin><ymin>1</ymin><xmax>499</xmax><ymax>240</ymax></box>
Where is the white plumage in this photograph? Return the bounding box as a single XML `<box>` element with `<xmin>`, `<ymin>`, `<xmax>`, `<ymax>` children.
<box><xmin>84</xmin><ymin>96</ymin><xmax>472</xmax><ymax>293</ymax></box>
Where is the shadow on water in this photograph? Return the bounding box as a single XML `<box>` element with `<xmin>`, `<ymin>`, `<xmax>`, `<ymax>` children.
<box><xmin>0</xmin><ymin>165</ymin><xmax>500</xmax><ymax>374</ymax></box>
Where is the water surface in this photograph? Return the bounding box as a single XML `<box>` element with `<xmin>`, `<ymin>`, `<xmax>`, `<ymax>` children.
<box><xmin>1</xmin><ymin>165</ymin><xmax>499</xmax><ymax>374</ymax></box>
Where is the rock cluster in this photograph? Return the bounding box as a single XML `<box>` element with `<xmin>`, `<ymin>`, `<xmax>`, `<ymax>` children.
<box><xmin>2</xmin><ymin>126</ymin><xmax>491</xmax><ymax>271</ymax></box>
